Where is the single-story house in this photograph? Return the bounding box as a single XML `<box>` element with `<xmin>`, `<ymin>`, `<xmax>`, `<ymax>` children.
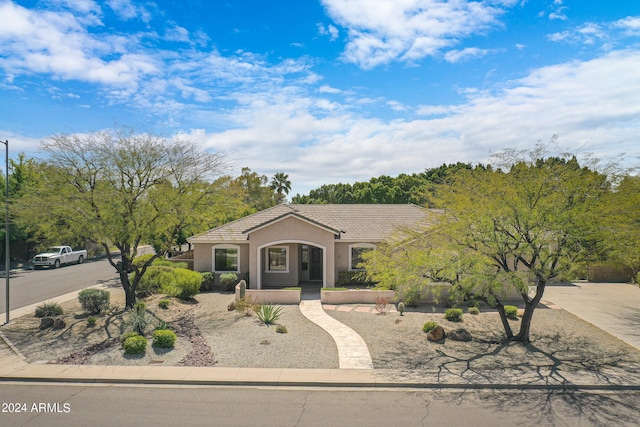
<box><xmin>188</xmin><ymin>204</ymin><xmax>438</xmax><ymax>289</ymax></box>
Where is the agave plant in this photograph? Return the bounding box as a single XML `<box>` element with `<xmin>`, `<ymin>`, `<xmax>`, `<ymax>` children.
<box><xmin>256</xmin><ymin>304</ymin><xmax>283</xmax><ymax>325</ymax></box>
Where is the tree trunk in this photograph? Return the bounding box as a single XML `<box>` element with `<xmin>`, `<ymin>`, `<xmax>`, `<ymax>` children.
<box><xmin>121</xmin><ymin>272</ymin><xmax>136</xmax><ymax>309</ymax></box>
<box><xmin>495</xmin><ymin>302</ymin><xmax>514</xmax><ymax>339</ymax></box>
<box><xmin>513</xmin><ymin>280</ymin><xmax>545</xmax><ymax>344</ymax></box>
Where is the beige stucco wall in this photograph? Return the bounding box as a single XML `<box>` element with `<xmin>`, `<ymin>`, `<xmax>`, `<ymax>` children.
<box><xmin>247</xmin><ymin>216</ymin><xmax>336</xmax><ymax>289</ymax></box>
<box><xmin>192</xmin><ymin>242</ymin><xmax>249</xmax><ymax>275</ymax></box>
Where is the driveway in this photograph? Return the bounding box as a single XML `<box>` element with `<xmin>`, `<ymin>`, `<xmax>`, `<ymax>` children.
<box><xmin>543</xmin><ymin>282</ymin><xmax>640</xmax><ymax>351</ymax></box>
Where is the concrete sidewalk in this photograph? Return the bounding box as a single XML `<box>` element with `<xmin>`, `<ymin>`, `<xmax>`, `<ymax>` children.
<box><xmin>543</xmin><ymin>282</ymin><xmax>640</xmax><ymax>351</ymax></box>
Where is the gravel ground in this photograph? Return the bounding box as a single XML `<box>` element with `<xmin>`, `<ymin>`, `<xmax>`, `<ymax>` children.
<box><xmin>2</xmin><ymin>287</ymin><xmax>640</xmax><ymax>387</ymax></box>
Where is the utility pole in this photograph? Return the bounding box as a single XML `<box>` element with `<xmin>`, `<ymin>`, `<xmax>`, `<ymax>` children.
<box><xmin>1</xmin><ymin>140</ymin><xmax>8</xmax><ymax>325</ymax></box>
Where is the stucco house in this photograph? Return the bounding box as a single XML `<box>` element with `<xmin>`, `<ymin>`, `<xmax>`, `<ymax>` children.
<box><xmin>188</xmin><ymin>204</ymin><xmax>437</xmax><ymax>289</ymax></box>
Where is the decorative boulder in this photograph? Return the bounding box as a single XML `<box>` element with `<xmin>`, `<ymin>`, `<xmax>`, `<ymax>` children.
<box><xmin>52</xmin><ymin>318</ymin><xmax>66</xmax><ymax>330</ymax></box>
<box><xmin>39</xmin><ymin>317</ymin><xmax>54</xmax><ymax>330</ymax></box>
<box><xmin>427</xmin><ymin>325</ymin><xmax>446</xmax><ymax>342</ymax></box>
<box><xmin>448</xmin><ymin>328</ymin><xmax>472</xmax><ymax>342</ymax></box>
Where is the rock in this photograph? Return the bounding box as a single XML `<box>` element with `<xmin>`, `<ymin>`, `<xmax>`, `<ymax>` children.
<box><xmin>39</xmin><ymin>317</ymin><xmax>54</xmax><ymax>330</ymax></box>
<box><xmin>427</xmin><ymin>326</ymin><xmax>446</xmax><ymax>342</ymax></box>
<box><xmin>449</xmin><ymin>328</ymin><xmax>472</xmax><ymax>342</ymax></box>
<box><xmin>52</xmin><ymin>318</ymin><xmax>66</xmax><ymax>330</ymax></box>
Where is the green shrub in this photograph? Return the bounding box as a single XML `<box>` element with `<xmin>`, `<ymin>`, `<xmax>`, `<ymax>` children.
<box><xmin>35</xmin><ymin>301</ymin><xmax>63</xmax><ymax>318</ymax></box>
<box><xmin>132</xmin><ymin>254</ymin><xmax>155</xmax><ymax>268</ymax></box>
<box><xmin>158</xmin><ymin>299</ymin><xmax>170</xmax><ymax>309</ymax></box>
<box><xmin>468</xmin><ymin>307</ymin><xmax>480</xmax><ymax>315</ymax></box>
<box><xmin>152</xmin><ymin>329</ymin><xmax>177</xmax><ymax>348</ymax></box>
<box><xmin>422</xmin><ymin>321</ymin><xmax>438</xmax><ymax>333</ymax></box>
<box><xmin>78</xmin><ymin>288</ymin><xmax>111</xmax><ymax>314</ymax></box>
<box><xmin>323</xmin><ymin>287</ymin><xmax>348</xmax><ymax>291</ymax></box>
<box><xmin>119</xmin><ymin>331</ymin><xmax>140</xmax><ymax>345</ymax></box>
<box><xmin>220</xmin><ymin>272</ymin><xmax>238</xmax><ymax>292</ymax></box>
<box><xmin>445</xmin><ymin>308</ymin><xmax>464</xmax><ymax>322</ymax></box>
<box><xmin>402</xmin><ymin>287</ymin><xmax>422</xmax><ymax>307</ymax></box>
<box><xmin>276</xmin><ymin>324</ymin><xmax>288</xmax><ymax>334</ymax></box>
<box><xmin>123</xmin><ymin>335</ymin><xmax>147</xmax><ymax>354</ymax></box>
<box><xmin>152</xmin><ymin>259</ymin><xmax>188</xmax><ymax>269</ymax></box>
<box><xmin>234</xmin><ymin>297</ymin><xmax>256</xmax><ymax>316</ymax></box>
<box><xmin>504</xmin><ymin>305</ymin><xmax>519</xmax><ymax>320</ymax></box>
<box><xmin>336</xmin><ymin>270</ymin><xmax>374</xmax><ymax>286</ymax></box>
<box><xmin>127</xmin><ymin>302</ymin><xmax>152</xmax><ymax>335</ymax></box>
<box><xmin>87</xmin><ymin>316</ymin><xmax>97</xmax><ymax>326</ymax></box>
<box><xmin>256</xmin><ymin>304</ymin><xmax>283</xmax><ymax>325</ymax></box>
<box><xmin>134</xmin><ymin>265</ymin><xmax>175</xmax><ymax>296</ymax></box>
<box><xmin>173</xmin><ymin>268</ymin><xmax>203</xmax><ymax>299</ymax></box>
<box><xmin>200</xmin><ymin>272</ymin><xmax>215</xmax><ymax>292</ymax></box>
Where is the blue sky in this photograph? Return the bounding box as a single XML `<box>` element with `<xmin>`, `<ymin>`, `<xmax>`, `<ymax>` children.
<box><xmin>1</xmin><ymin>0</ymin><xmax>639</xmax><ymax>196</ymax></box>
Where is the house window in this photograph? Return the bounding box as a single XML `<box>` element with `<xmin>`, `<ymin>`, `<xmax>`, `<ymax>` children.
<box><xmin>266</xmin><ymin>246</ymin><xmax>289</xmax><ymax>272</ymax></box>
<box><xmin>301</xmin><ymin>245</ymin><xmax>309</xmax><ymax>271</ymax></box>
<box><xmin>213</xmin><ymin>245</ymin><xmax>240</xmax><ymax>273</ymax></box>
<box><xmin>349</xmin><ymin>243</ymin><xmax>375</xmax><ymax>270</ymax></box>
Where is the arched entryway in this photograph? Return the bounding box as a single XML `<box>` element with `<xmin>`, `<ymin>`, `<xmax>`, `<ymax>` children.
<box><xmin>256</xmin><ymin>240</ymin><xmax>326</xmax><ymax>289</ymax></box>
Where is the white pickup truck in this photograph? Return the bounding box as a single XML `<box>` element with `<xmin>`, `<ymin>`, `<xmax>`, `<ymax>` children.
<box><xmin>33</xmin><ymin>246</ymin><xmax>88</xmax><ymax>269</ymax></box>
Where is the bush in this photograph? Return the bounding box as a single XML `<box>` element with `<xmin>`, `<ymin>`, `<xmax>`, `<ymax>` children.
<box><xmin>78</xmin><ymin>288</ymin><xmax>111</xmax><ymax>314</ymax></box>
<box><xmin>123</xmin><ymin>335</ymin><xmax>147</xmax><ymax>354</ymax></box>
<box><xmin>256</xmin><ymin>304</ymin><xmax>283</xmax><ymax>325</ymax></box>
<box><xmin>504</xmin><ymin>305</ymin><xmax>519</xmax><ymax>320</ymax></box>
<box><xmin>422</xmin><ymin>321</ymin><xmax>438</xmax><ymax>333</ymax></box>
<box><xmin>468</xmin><ymin>307</ymin><xmax>480</xmax><ymax>315</ymax></box>
<box><xmin>152</xmin><ymin>329</ymin><xmax>177</xmax><ymax>348</ymax></box>
<box><xmin>158</xmin><ymin>299</ymin><xmax>170</xmax><ymax>309</ymax></box>
<box><xmin>276</xmin><ymin>324</ymin><xmax>288</xmax><ymax>334</ymax></box>
<box><xmin>35</xmin><ymin>301</ymin><xmax>63</xmax><ymax>318</ymax></box>
<box><xmin>402</xmin><ymin>287</ymin><xmax>422</xmax><ymax>307</ymax></box>
<box><xmin>152</xmin><ymin>259</ymin><xmax>188</xmax><ymax>269</ymax></box>
<box><xmin>134</xmin><ymin>265</ymin><xmax>175</xmax><ymax>297</ymax></box>
<box><xmin>132</xmin><ymin>253</ymin><xmax>155</xmax><ymax>268</ymax></box>
<box><xmin>445</xmin><ymin>308</ymin><xmax>464</xmax><ymax>322</ymax></box>
<box><xmin>173</xmin><ymin>268</ymin><xmax>203</xmax><ymax>299</ymax></box>
<box><xmin>200</xmin><ymin>272</ymin><xmax>215</xmax><ymax>292</ymax></box>
<box><xmin>220</xmin><ymin>272</ymin><xmax>238</xmax><ymax>292</ymax></box>
<box><xmin>234</xmin><ymin>297</ymin><xmax>256</xmax><ymax>316</ymax></box>
<box><xmin>336</xmin><ymin>270</ymin><xmax>374</xmax><ymax>287</ymax></box>
<box><xmin>87</xmin><ymin>316</ymin><xmax>97</xmax><ymax>326</ymax></box>
<box><xmin>119</xmin><ymin>331</ymin><xmax>140</xmax><ymax>345</ymax></box>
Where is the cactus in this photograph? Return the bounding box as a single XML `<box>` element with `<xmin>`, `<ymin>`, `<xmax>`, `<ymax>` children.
<box><xmin>397</xmin><ymin>301</ymin><xmax>405</xmax><ymax>316</ymax></box>
<box><xmin>239</xmin><ymin>280</ymin><xmax>246</xmax><ymax>299</ymax></box>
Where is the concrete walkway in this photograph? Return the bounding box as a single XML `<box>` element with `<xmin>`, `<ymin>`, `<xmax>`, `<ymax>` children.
<box><xmin>299</xmin><ymin>300</ymin><xmax>374</xmax><ymax>369</ymax></box>
<box><xmin>543</xmin><ymin>282</ymin><xmax>640</xmax><ymax>351</ymax></box>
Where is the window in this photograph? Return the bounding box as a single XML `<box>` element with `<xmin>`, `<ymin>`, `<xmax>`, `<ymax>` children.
<box><xmin>267</xmin><ymin>246</ymin><xmax>288</xmax><ymax>272</ymax></box>
<box><xmin>213</xmin><ymin>245</ymin><xmax>239</xmax><ymax>273</ymax></box>
<box><xmin>349</xmin><ymin>243</ymin><xmax>375</xmax><ymax>270</ymax></box>
<box><xmin>301</xmin><ymin>245</ymin><xmax>309</xmax><ymax>271</ymax></box>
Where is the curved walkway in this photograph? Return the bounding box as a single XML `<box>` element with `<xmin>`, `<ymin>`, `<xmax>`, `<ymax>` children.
<box><xmin>299</xmin><ymin>300</ymin><xmax>373</xmax><ymax>369</ymax></box>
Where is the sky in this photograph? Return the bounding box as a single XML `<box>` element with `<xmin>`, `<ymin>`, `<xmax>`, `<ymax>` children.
<box><xmin>1</xmin><ymin>0</ymin><xmax>639</xmax><ymax>196</ymax></box>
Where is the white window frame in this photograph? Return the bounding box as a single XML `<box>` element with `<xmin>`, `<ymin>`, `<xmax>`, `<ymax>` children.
<box><xmin>212</xmin><ymin>244</ymin><xmax>240</xmax><ymax>273</ymax></box>
<box><xmin>349</xmin><ymin>243</ymin><xmax>376</xmax><ymax>271</ymax></box>
<box><xmin>265</xmin><ymin>245</ymin><xmax>289</xmax><ymax>273</ymax></box>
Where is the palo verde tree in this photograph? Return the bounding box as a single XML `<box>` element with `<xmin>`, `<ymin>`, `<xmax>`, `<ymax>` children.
<box><xmin>16</xmin><ymin>128</ymin><xmax>227</xmax><ymax>308</ymax></box>
<box><xmin>365</xmin><ymin>144</ymin><xmax>614</xmax><ymax>344</ymax></box>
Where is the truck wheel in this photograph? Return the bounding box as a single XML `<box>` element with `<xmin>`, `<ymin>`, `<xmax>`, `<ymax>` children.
<box><xmin>78</xmin><ymin>255</ymin><xmax>84</xmax><ymax>264</ymax></box>
<box><xmin>53</xmin><ymin>259</ymin><xmax>60</xmax><ymax>269</ymax></box>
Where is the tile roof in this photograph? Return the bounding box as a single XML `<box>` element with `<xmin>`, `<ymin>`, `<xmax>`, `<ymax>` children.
<box><xmin>188</xmin><ymin>204</ymin><xmax>440</xmax><ymax>243</ymax></box>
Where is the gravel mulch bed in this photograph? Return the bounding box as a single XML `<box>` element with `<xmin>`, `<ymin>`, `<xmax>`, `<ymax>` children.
<box><xmin>326</xmin><ymin>304</ymin><xmax>640</xmax><ymax>385</ymax></box>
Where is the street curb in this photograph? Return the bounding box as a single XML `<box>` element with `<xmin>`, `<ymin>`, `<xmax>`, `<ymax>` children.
<box><xmin>2</xmin><ymin>375</ymin><xmax>640</xmax><ymax>391</ymax></box>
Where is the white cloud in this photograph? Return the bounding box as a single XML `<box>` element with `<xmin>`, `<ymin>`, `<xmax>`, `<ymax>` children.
<box><xmin>321</xmin><ymin>0</ymin><xmax>517</xmax><ymax>68</ymax></box>
<box><xmin>444</xmin><ymin>47</ymin><xmax>493</xmax><ymax>63</ymax></box>
<box><xmin>0</xmin><ymin>2</ymin><xmax>159</xmax><ymax>88</ymax></box>
<box><xmin>317</xmin><ymin>23</ymin><xmax>339</xmax><ymax>41</ymax></box>
<box><xmin>172</xmin><ymin>49</ymin><xmax>640</xmax><ymax>195</ymax></box>
<box><xmin>318</xmin><ymin>85</ymin><xmax>341</xmax><ymax>94</ymax></box>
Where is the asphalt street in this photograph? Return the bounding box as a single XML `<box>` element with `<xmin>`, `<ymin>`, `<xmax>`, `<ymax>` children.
<box><xmin>0</xmin><ymin>258</ymin><xmax>117</xmax><ymax>317</ymax></box>
<box><xmin>1</xmin><ymin>383</ymin><xmax>638</xmax><ymax>427</ymax></box>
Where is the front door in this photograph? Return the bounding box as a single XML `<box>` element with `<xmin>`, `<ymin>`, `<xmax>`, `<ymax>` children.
<box><xmin>309</xmin><ymin>246</ymin><xmax>323</xmax><ymax>281</ymax></box>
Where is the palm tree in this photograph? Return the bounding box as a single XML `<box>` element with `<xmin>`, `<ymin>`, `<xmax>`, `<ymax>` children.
<box><xmin>270</xmin><ymin>172</ymin><xmax>291</xmax><ymax>204</ymax></box>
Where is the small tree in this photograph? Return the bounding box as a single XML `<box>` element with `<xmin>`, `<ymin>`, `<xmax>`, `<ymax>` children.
<box><xmin>16</xmin><ymin>128</ymin><xmax>228</xmax><ymax>308</ymax></box>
